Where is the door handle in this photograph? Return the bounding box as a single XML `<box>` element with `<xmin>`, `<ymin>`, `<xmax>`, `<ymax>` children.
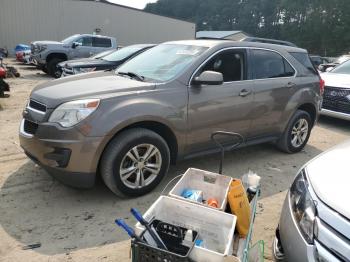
<box><xmin>239</xmin><ymin>89</ymin><xmax>252</xmax><ymax>97</ymax></box>
<box><xmin>285</xmin><ymin>82</ymin><xmax>296</xmax><ymax>88</ymax></box>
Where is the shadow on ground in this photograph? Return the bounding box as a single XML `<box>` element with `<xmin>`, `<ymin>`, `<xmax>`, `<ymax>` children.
<box><xmin>0</xmin><ymin>141</ymin><xmax>322</xmax><ymax>255</ymax></box>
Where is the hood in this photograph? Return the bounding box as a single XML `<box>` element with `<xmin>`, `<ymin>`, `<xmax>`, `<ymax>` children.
<box><xmin>32</xmin><ymin>40</ymin><xmax>63</xmax><ymax>45</ymax></box>
<box><xmin>321</xmin><ymin>73</ymin><xmax>350</xmax><ymax>89</ymax></box>
<box><xmin>65</xmin><ymin>58</ymin><xmax>116</xmax><ymax>68</ymax></box>
<box><xmin>31</xmin><ymin>71</ymin><xmax>155</xmax><ymax>108</ymax></box>
<box><xmin>306</xmin><ymin>140</ymin><xmax>350</xmax><ymax>219</ymax></box>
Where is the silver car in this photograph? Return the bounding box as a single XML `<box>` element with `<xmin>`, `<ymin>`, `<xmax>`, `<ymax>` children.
<box><xmin>274</xmin><ymin>140</ymin><xmax>350</xmax><ymax>261</ymax></box>
<box><xmin>321</xmin><ymin>60</ymin><xmax>350</xmax><ymax>121</ymax></box>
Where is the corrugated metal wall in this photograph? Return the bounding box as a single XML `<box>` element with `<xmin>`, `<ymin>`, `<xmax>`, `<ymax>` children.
<box><xmin>0</xmin><ymin>0</ymin><xmax>196</xmax><ymax>53</ymax></box>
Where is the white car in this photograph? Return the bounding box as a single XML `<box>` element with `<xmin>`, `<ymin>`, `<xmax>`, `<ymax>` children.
<box><xmin>274</xmin><ymin>140</ymin><xmax>350</xmax><ymax>261</ymax></box>
<box><xmin>320</xmin><ymin>60</ymin><xmax>350</xmax><ymax>121</ymax></box>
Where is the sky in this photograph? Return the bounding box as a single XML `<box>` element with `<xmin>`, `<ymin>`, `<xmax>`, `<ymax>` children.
<box><xmin>108</xmin><ymin>0</ymin><xmax>158</xmax><ymax>9</ymax></box>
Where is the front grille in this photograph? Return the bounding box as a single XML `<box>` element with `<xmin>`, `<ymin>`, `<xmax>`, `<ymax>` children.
<box><xmin>23</xmin><ymin>120</ymin><xmax>38</xmax><ymax>135</ymax></box>
<box><xmin>29</xmin><ymin>99</ymin><xmax>47</xmax><ymax>113</ymax></box>
<box><xmin>323</xmin><ymin>86</ymin><xmax>350</xmax><ymax>114</ymax></box>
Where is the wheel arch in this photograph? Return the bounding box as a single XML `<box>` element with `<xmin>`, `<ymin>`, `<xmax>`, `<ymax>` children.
<box><xmin>46</xmin><ymin>52</ymin><xmax>67</xmax><ymax>63</ymax></box>
<box><xmin>97</xmin><ymin>120</ymin><xmax>179</xmax><ymax>174</ymax></box>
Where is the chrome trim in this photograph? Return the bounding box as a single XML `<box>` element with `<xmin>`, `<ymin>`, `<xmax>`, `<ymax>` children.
<box><xmin>188</xmin><ymin>46</ymin><xmax>298</xmax><ymax>86</ymax></box>
<box><xmin>316</xmin><ymin>217</ymin><xmax>350</xmax><ymax>260</ymax></box>
<box><xmin>27</xmin><ymin>105</ymin><xmax>46</xmax><ymax>115</ymax></box>
<box><xmin>28</xmin><ymin>99</ymin><xmax>47</xmax><ymax>115</ymax></box>
<box><xmin>315</xmin><ymin>240</ymin><xmax>342</xmax><ymax>262</ymax></box>
<box><xmin>19</xmin><ymin>119</ymin><xmax>34</xmax><ymax>138</ymax></box>
<box><xmin>320</xmin><ymin>109</ymin><xmax>350</xmax><ymax>121</ymax></box>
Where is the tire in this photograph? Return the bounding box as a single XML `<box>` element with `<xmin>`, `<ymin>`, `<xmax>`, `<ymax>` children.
<box><xmin>100</xmin><ymin>128</ymin><xmax>170</xmax><ymax>197</ymax></box>
<box><xmin>277</xmin><ymin>110</ymin><xmax>312</xmax><ymax>153</ymax></box>
<box><xmin>47</xmin><ymin>58</ymin><xmax>64</xmax><ymax>78</ymax></box>
<box><xmin>41</xmin><ymin>67</ymin><xmax>48</xmax><ymax>74</ymax></box>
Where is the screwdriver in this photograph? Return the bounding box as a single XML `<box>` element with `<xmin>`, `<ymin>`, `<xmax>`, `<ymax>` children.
<box><xmin>115</xmin><ymin>219</ymin><xmax>145</xmax><ymax>244</ymax></box>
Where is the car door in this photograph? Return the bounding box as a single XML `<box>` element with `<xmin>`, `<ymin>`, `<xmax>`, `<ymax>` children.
<box><xmin>92</xmin><ymin>37</ymin><xmax>112</xmax><ymax>55</ymax></box>
<box><xmin>73</xmin><ymin>36</ymin><xmax>93</xmax><ymax>58</ymax></box>
<box><xmin>187</xmin><ymin>48</ymin><xmax>255</xmax><ymax>155</ymax></box>
<box><xmin>248</xmin><ymin>49</ymin><xmax>297</xmax><ymax>138</ymax></box>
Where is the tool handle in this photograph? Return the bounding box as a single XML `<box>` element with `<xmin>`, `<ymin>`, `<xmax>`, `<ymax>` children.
<box><xmin>131</xmin><ymin>208</ymin><xmax>145</xmax><ymax>224</ymax></box>
<box><xmin>115</xmin><ymin>219</ymin><xmax>135</xmax><ymax>238</ymax></box>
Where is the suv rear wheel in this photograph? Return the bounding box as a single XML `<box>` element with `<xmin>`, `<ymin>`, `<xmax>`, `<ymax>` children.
<box><xmin>47</xmin><ymin>58</ymin><xmax>64</xmax><ymax>78</ymax></box>
<box><xmin>277</xmin><ymin>110</ymin><xmax>312</xmax><ymax>153</ymax></box>
<box><xmin>100</xmin><ymin>128</ymin><xmax>170</xmax><ymax>197</ymax></box>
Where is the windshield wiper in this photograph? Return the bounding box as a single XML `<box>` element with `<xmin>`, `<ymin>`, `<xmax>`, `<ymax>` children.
<box><xmin>117</xmin><ymin>71</ymin><xmax>145</xmax><ymax>81</ymax></box>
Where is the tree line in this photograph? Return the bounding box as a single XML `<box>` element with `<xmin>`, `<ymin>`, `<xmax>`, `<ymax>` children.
<box><xmin>145</xmin><ymin>0</ymin><xmax>350</xmax><ymax>56</ymax></box>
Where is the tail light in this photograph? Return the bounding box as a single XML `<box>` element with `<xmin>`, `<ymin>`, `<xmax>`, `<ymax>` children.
<box><xmin>319</xmin><ymin>78</ymin><xmax>325</xmax><ymax>95</ymax></box>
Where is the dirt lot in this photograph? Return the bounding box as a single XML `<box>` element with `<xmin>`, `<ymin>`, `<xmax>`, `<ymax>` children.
<box><xmin>0</xmin><ymin>58</ymin><xmax>349</xmax><ymax>262</ymax></box>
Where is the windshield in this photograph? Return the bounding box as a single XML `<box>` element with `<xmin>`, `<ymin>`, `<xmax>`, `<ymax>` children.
<box><xmin>103</xmin><ymin>46</ymin><xmax>146</xmax><ymax>62</ymax></box>
<box><xmin>331</xmin><ymin>60</ymin><xmax>350</xmax><ymax>74</ymax></box>
<box><xmin>116</xmin><ymin>44</ymin><xmax>208</xmax><ymax>82</ymax></box>
<box><xmin>61</xmin><ymin>35</ymin><xmax>79</xmax><ymax>44</ymax></box>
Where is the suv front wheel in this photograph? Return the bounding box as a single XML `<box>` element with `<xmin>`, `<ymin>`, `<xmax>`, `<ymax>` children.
<box><xmin>47</xmin><ymin>58</ymin><xmax>64</xmax><ymax>78</ymax></box>
<box><xmin>100</xmin><ymin>128</ymin><xmax>170</xmax><ymax>197</ymax></box>
<box><xmin>277</xmin><ymin>110</ymin><xmax>312</xmax><ymax>153</ymax></box>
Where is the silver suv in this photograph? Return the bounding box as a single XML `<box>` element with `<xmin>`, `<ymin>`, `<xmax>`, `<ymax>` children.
<box><xmin>20</xmin><ymin>40</ymin><xmax>322</xmax><ymax>197</ymax></box>
<box><xmin>31</xmin><ymin>34</ymin><xmax>117</xmax><ymax>78</ymax></box>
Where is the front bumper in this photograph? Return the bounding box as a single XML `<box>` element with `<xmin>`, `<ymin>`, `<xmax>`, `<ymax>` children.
<box><xmin>274</xmin><ymin>193</ymin><xmax>343</xmax><ymax>262</ymax></box>
<box><xmin>320</xmin><ymin>108</ymin><xmax>350</xmax><ymax>121</ymax></box>
<box><xmin>19</xmin><ymin>119</ymin><xmax>104</xmax><ymax>188</ymax></box>
<box><xmin>30</xmin><ymin>53</ymin><xmax>46</xmax><ymax>67</ymax></box>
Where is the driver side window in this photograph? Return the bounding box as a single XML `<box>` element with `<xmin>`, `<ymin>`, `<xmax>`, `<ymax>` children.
<box><xmin>75</xmin><ymin>37</ymin><xmax>92</xmax><ymax>47</ymax></box>
<box><xmin>199</xmin><ymin>49</ymin><xmax>246</xmax><ymax>82</ymax></box>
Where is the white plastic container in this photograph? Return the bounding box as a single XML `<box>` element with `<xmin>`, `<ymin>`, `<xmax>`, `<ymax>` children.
<box><xmin>135</xmin><ymin>196</ymin><xmax>237</xmax><ymax>262</ymax></box>
<box><xmin>169</xmin><ymin>168</ymin><xmax>232</xmax><ymax>211</ymax></box>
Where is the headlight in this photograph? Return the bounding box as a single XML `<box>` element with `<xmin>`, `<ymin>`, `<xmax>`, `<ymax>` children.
<box><xmin>290</xmin><ymin>170</ymin><xmax>316</xmax><ymax>244</ymax></box>
<box><xmin>73</xmin><ymin>67</ymin><xmax>96</xmax><ymax>74</ymax></box>
<box><xmin>48</xmin><ymin>99</ymin><xmax>100</xmax><ymax>127</ymax></box>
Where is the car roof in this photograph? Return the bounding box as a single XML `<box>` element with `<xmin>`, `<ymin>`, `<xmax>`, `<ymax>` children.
<box><xmin>77</xmin><ymin>34</ymin><xmax>113</xmax><ymax>38</ymax></box>
<box><xmin>164</xmin><ymin>39</ymin><xmax>307</xmax><ymax>53</ymax></box>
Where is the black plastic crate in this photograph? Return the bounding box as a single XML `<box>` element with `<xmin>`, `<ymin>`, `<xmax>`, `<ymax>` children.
<box><xmin>131</xmin><ymin>220</ymin><xmax>197</xmax><ymax>262</ymax></box>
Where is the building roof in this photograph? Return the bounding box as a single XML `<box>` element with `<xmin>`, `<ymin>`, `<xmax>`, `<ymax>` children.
<box><xmin>196</xmin><ymin>31</ymin><xmax>248</xmax><ymax>39</ymax></box>
<box><xmin>76</xmin><ymin>0</ymin><xmax>195</xmax><ymax>25</ymax></box>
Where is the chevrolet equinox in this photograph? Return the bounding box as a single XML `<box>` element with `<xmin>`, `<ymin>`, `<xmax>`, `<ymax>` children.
<box><xmin>20</xmin><ymin>40</ymin><xmax>323</xmax><ymax>196</ymax></box>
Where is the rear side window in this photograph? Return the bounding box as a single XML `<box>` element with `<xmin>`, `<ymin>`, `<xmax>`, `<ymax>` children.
<box><xmin>290</xmin><ymin>52</ymin><xmax>318</xmax><ymax>75</ymax></box>
<box><xmin>252</xmin><ymin>49</ymin><xmax>295</xmax><ymax>79</ymax></box>
<box><xmin>93</xmin><ymin>37</ymin><xmax>112</xmax><ymax>48</ymax></box>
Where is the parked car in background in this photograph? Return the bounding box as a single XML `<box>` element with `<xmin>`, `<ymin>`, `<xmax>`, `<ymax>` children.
<box><xmin>31</xmin><ymin>34</ymin><xmax>117</xmax><ymax>78</ymax></box>
<box><xmin>318</xmin><ymin>54</ymin><xmax>350</xmax><ymax>72</ymax></box>
<box><xmin>20</xmin><ymin>40</ymin><xmax>322</xmax><ymax>197</ymax></box>
<box><xmin>309</xmin><ymin>55</ymin><xmax>330</xmax><ymax>68</ymax></box>
<box><xmin>320</xmin><ymin>59</ymin><xmax>350</xmax><ymax>120</ymax></box>
<box><xmin>59</xmin><ymin>44</ymin><xmax>154</xmax><ymax>77</ymax></box>
<box><xmin>274</xmin><ymin>140</ymin><xmax>350</xmax><ymax>262</ymax></box>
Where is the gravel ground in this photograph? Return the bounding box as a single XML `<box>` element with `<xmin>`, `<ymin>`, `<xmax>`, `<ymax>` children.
<box><xmin>0</xmin><ymin>58</ymin><xmax>349</xmax><ymax>261</ymax></box>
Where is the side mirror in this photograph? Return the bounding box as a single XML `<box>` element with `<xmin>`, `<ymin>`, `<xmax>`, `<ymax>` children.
<box><xmin>193</xmin><ymin>70</ymin><xmax>223</xmax><ymax>86</ymax></box>
<box><xmin>72</xmin><ymin>42</ymin><xmax>82</xmax><ymax>49</ymax></box>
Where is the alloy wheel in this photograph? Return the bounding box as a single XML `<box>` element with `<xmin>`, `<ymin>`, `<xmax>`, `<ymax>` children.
<box><xmin>119</xmin><ymin>144</ymin><xmax>162</xmax><ymax>189</ymax></box>
<box><xmin>291</xmin><ymin>118</ymin><xmax>309</xmax><ymax>148</ymax></box>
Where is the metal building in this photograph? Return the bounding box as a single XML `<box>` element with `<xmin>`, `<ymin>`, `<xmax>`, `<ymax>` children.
<box><xmin>0</xmin><ymin>0</ymin><xmax>196</xmax><ymax>53</ymax></box>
